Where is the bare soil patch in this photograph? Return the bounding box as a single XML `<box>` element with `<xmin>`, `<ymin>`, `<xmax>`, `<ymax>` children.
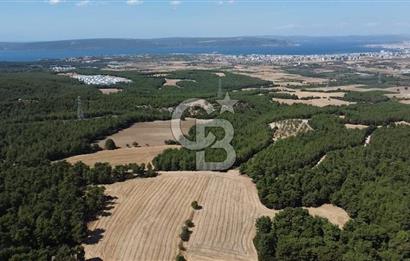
<box><xmin>398</xmin><ymin>99</ymin><xmax>410</xmax><ymax>105</ymax></box>
<box><xmin>345</xmin><ymin>124</ymin><xmax>369</xmax><ymax>130</ymax></box>
<box><xmin>163</xmin><ymin>78</ymin><xmax>196</xmax><ymax>87</ymax></box>
<box><xmin>98</xmin><ymin>88</ymin><xmax>122</xmax><ymax>95</ymax></box>
<box><xmin>269</xmin><ymin>119</ymin><xmax>313</xmax><ymax>141</ymax></box>
<box><xmin>305</xmin><ymin>204</ymin><xmax>351</xmax><ymax>229</ymax></box>
<box><xmin>395</xmin><ymin>121</ymin><xmax>410</xmax><ymax>126</ymax></box>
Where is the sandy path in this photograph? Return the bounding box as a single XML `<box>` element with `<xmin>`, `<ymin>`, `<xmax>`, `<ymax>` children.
<box><xmin>313</xmin><ymin>154</ymin><xmax>327</xmax><ymax>168</ymax></box>
<box><xmin>364</xmin><ymin>135</ymin><xmax>372</xmax><ymax>147</ymax></box>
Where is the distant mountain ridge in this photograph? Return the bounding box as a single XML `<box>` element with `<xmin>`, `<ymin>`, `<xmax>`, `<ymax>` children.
<box><xmin>0</xmin><ymin>37</ymin><xmax>293</xmax><ymax>51</ymax></box>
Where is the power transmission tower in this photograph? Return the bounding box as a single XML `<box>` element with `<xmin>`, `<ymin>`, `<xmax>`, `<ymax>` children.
<box><xmin>217</xmin><ymin>78</ymin><xmax>223</xmax><ymax>98</ymax></box>
<box><xmin>77</xmin><ymin>96</ymin><xmax>84</xmax><ymax>120</ymax></box>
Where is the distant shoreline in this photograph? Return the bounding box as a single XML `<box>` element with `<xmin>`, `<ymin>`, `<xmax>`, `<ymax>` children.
<box><xmin>0</xmin><ymin>44</ymin><xmax>383</xmax><ymax>62</ymax></box>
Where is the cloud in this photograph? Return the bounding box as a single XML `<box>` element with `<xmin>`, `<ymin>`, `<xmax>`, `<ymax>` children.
<box><xmin>217</xmin><ymin>0</ymin><xmax>235</xmax><ymax>5</ymax></box>
<box><xmin>48</xmin><ymin>0</ymin><xmax>62</xmax><ymax>5</ymax></box>
<box><xmin>76</xmin><ymin>0</ymin><xmax>90</xmax><ymax>6</ymax></box>
<box><xmin>170</xmin><ymin>0</ymin><xmax>182</xmax><ymax>6</ymax></box>
<box><xmin>127</xmin><ymin>0</ymin><xmax>144</xmax><ymax>5</ymax></box>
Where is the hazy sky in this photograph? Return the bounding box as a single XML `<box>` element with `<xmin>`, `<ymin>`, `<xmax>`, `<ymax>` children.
<box><xmin>1</xmin><ymin>0</ymin><xmax>410</xmax><ymax>41</ymax></box>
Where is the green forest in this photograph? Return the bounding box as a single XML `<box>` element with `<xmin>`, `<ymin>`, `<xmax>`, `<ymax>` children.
<box><xmin>0</xmin><ymin>65</ymin><xmax>409</xmax><ymax>260</ymax></box>
<box><xmin>247</xmin><ymin>118</ymin><xmax>410</xmax><ymax>260</ymax></box>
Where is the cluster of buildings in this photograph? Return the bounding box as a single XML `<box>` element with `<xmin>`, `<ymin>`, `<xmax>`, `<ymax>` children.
<box><xmin>69</xmin><ymin>73</ymin><xmax>132</xmax><ymax>85</ymax></box>
<box><xmin>50</xmin><ymin>65</ymin><xmax>76</xmax><ymax>72</ymax></box>
<box><xmin>200</xmin><ymin>50</ymin><xmax>410</xmax><ymax>65</ymax></box>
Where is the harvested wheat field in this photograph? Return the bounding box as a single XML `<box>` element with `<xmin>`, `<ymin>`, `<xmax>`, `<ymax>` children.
<box><xmin>84</xmin><ymin>170</ymin><xmax>350</xmax><ymax>261</ymax></box>
<box><xmin>272</xmin><ymin>97</ymin><xmax>354</xmax><ymax>107</ymax></box>
<box><xmin>65</xmin><ymin>145</ymin><xmax>179</xmax><ymax>166</ymax></box>
<box><xmin>287</xmin><ymin>90</ymin><xmax>346</xmax><ymax>99</ymax></box>
<box><xmin>98</xmin><ymin>119</ymin><xmax>196</xmax><ymax>148</ymax></box>
<box><xmin>84</xmin><ymin>170</ymin><xmax>276</xmax><ymax>261</ymax></box>
<box><xmin>309</xmin><ymin>84</ymin><xmax>367</xmax><ymax>92</ymax></box>
<box><xmin>233</xmin><ymin>65</ymin><xmax>327</xmax><ymax>86</ymax></box>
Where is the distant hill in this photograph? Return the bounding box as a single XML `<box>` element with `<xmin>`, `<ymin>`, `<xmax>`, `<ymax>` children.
<box><xmin>0</xmin><ymin>37</ymin><xmax>293</xmax><ymax>51</ymax></box>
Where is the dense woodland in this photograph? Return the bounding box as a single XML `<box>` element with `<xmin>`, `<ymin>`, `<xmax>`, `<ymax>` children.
<box><xmin>247</xmin><ymin>118</ymin><xmax>410</xmax><ymax>260</ymax></box>
<box><xmin>0</xmin><ymin>64</ymin><xmax>409</xmax><ymax>260</ymax></box>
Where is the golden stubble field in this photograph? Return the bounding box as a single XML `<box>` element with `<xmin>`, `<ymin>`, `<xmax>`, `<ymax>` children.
<box><xmin>98</xmin><ymin>119</ymin><xmax>196</xmax><ymax>148</ymax></box>
<box><xmin>84</xmin><ymin>170</ymin><xmax>350</xmax><ymax>261</ymax></box>
<box><xmin>84</xmin><ymin>170</ymin><xmax>275</xmax><ymax>261</ymax></box>
<box><xmin>65</xmin><ymin>119</ymin><xmax>197</xmax><ymax>166</ymax></box>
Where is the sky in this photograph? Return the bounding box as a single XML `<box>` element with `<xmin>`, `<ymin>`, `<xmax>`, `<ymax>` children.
<box><xmin>0</xmin><ymin>0</ymin><xmax>410</xmax><ymax>41</ymax></box>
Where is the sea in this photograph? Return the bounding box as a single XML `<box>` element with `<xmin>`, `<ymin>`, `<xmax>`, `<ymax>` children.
<box><xmin>0</xmin><ymin>42</ymin><xmax>384</xmax><ymax>62</ymax></box>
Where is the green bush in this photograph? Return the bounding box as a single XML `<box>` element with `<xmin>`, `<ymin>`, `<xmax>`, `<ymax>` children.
<box><xmin>104</xmin><ymin>138</ymin><xmax>117</xmax><ymax>150</ymax></box>
<box><xmin>176</xmin><ymin>254</ymin><xmax>186</xmax><ymax>261</ymax></box>
<box><xmin>185</xmin><ymin>219</ymin><xmax>195</xmax><ymax>228</ymax></box>
<box><xmin>180</xmin><ymin>226</ymin><xmax>192</xmax><ymax>242</ymax></box>
<box><xmin>191</xmin><ymin>201</ymin><xmax>202</xmax><ymax>210</ymax></box>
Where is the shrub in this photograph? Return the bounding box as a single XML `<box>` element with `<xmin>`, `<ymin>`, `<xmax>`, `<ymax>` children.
<box><xmin>185</xmin><ymin>219</ymin><xmax>194</xmax><ymax>228</ymax></box>
<box><xmin>180</xmin><ymin>226</ymin><xmax>191</xmax><ymax>242</ymax></box>
<box><xmin>104</xmin><ymin>139</ymin><xmax>117</xmax><ymax>150</ymax></box>
<box><xmin>145</xmin><ymin>163</ymin><xmax>158</xmax><ymax>178</ymax></box>
<box><xmin>191</xmin><ymin>201</ymin><xmax>202</xmax><ymax>210</ymax></box>
<box><xmin>176</xmin><ymin>254</ymin><xmax>186</xmax><ymax>261</ymax></box>
<box><xmin>165</xmin><ymin>139</ymin><xmax>180</xmax><ymax>145</ymax></box>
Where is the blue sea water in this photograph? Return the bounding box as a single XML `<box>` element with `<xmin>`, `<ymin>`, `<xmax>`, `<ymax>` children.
<box><xmin>0</xmin><ymin>42</ymin><xmax>383</xmax><ymax>62</ymax></box>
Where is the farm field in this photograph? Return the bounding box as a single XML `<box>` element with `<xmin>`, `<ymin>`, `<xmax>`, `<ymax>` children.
<box><xmin>65</xmin><ymin>145</ymin><xmax>180</xmax><ymax>166</ymax></box>
<box><xmin>272</xmin><ymin>97</ymin><xmax>354</xmax><ymax>107</ymax></box>
<box><xmin>232</xmin><ymin>65</ymin><xmax>327</xmax><ymax>86</ymax></box>
<box><xmin>97</xmin><ymin>119</ymin><xmax>197</xmax><ymax>148</ymax></box>
<box><xmin>84</xmin><ymin>170</ymin><xmax>350</xmax><ymax>261</ymax></box>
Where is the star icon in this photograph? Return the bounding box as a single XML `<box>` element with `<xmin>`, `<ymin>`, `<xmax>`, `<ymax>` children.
<box><xmin>217</xmin><ymin>92</ymin><xmax>238</xmax><ymax>114</ymax></box>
